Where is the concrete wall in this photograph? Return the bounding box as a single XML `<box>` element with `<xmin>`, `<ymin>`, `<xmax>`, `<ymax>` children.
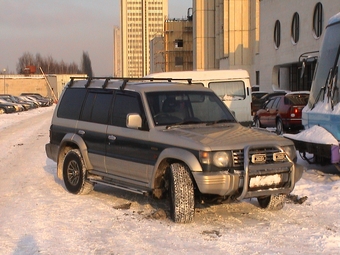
<box><xmin>1</xmin><ymin>74</ymin><xmax>86</xmax><ymax>99</ymax></box>
<box><xmin>0</xmin><ymin>75</ymin><xmax>49</xmax><ymax>97</ymax></box>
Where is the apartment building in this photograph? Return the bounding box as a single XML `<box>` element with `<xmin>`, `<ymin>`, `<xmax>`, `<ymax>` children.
<box><xmin>120</xmin><ymin>0</ymin><xmax>168</xmax><ymax>77</ymax></box>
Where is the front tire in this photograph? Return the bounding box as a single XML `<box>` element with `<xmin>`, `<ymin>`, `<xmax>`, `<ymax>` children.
<box><xmin>257</xmin><ymin>194</ymin><xmax>286</xmax><ymax>210</ymax></box>
<box><xmin>168</xmin><ymin>163</ymin><xmax>195</xmax><ymax>223</ymax></box>
<box><xmin>276</xmin><ymin>118</ymin><xmax>284</xmax><ymax>135</ymax></box>
<box><xmin>62</xmin><ymin>149</ymin><xmax>93</xmax><ymax>195</ymax></box>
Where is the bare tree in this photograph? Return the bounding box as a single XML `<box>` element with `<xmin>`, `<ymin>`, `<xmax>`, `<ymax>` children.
<box><xmin>16</xmin><ymin>52</ymin><xmax>82</xmax><ymax>74</ymax></box>
<box><xmin>81</xmin><ymin>51</ymin><xmax>93</xmax><ymax>77</ymax></box>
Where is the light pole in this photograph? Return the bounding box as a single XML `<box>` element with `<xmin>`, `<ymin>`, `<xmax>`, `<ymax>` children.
<box><xmin>3</xmin><ymin>68</ymin><xmax>6</xmax><ymax>94</ymax></box>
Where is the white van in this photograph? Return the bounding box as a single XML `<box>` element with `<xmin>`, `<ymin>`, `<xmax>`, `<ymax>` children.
<box><xmin>147</xmin><ymin>70</ymin><xmax>252</xmax><ymax>125</ymax></box>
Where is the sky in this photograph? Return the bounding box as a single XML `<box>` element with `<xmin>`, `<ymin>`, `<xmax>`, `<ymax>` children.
<box><xmin>0</xmin><ymin>0</ymin><xmax>192</xmax><ymax>76</ymax></box>
<box><xmin>0</xmin><ymin>105</ymin><xmax>339</xmax><ymax>254</ymax></box>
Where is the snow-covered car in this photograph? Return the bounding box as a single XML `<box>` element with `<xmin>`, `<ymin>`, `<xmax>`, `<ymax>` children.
<box><xmin>45</xmin><ymin>77</ymin><xmax>304</xmax><ymax>223</ymax></box>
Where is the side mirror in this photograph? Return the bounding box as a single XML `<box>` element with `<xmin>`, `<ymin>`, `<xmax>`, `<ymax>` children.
<box><xmin>126</xmin><ymin>113</ymin><xmax>142</xmax><ymax>129</ymax></box>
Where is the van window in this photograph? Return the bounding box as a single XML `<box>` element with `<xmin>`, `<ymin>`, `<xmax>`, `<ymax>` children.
<box><xmin>57</xmin><ymin>88</ymin><xmax>86</xmax><ymax>120</ymax></box>
<box><xmin>208</xmin><ymin>81</ymin><xmax>246</xmax><ymax>101</ymax></box>
<box><xmin>80</xmin><ymin>91</ymin><xmax>112</xmax><ymax>124</ymax></box>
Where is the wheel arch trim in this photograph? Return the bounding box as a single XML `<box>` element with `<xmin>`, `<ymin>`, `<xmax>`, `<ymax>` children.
<box><xmin>56</xmin><ymin>133</ymin><xmax>93</xmax><ymax>180</ymax></box>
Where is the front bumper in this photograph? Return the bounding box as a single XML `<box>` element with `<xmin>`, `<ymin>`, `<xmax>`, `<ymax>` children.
<box><xmin>192</xmin><ymin>162</ymin><xmax>304</xmax><ymax>198</ymax></box>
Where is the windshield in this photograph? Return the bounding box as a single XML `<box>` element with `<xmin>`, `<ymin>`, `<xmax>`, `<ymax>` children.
<box><xmin>308</xmin><ymin>21</ymin><xmax>340</xmax><ymax>108</ymax></box>
<box><xmin>146</xmin><ymin>91</ymin><xmax>236</xmax><ymax>126</ymax></box>
<box><xmin>209</xmin><ymin>81</ymin><xmax>246</xmax><ymax>101</ymax></box>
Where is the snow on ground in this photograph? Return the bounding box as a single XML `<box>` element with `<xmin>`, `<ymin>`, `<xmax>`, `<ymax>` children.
<box><xmin>0</xmin><ymin>106</ymin><xmax>339</xmax><ymax>255</ymax></box>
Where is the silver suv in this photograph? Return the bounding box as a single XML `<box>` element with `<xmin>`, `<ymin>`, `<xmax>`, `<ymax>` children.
<box><xmin>45</xmin><ymin>77</ymin><xmax>303</xmax><ymax>223</ymax></box>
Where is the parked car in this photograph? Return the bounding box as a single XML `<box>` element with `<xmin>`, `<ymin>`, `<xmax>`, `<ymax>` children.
<box><xmin>251</xmin><ymin>91</ymin><xmax>268</xmax><ymax>115</ymax></box>
<box><xmin>0</xmin><ymin>95</ymin><xmax>25</xmax><ymax>112</ymax></box>
<box><xmin>253</xmin><ymin>91</ymin><xmax>310</xmax><ymax>135</ymax></box>
<box><xmin>20</xmin><ymin>93</ymin><xmax>53</xmax><ymax>106</ymax></box>
<box><xmin>251</xmin><ymin>91</ymin><xmax>287</xmax><ymax>115</ymax></box>
<box><xmin>14</xmin><ymin>96</ymin><xmax>38</xmax><ymax>109</ymax></box>
<box><xmin>19</xmin><ymin>96</ymin><xmax>40</xmax><ymax>108</ymax></box>
<box><xmin>46</xmin><ymin>77</ymin><xmax>303</xmax><ymax>223</ymax></box>
<box><xmin>25</xmin><ymin>95</ymin><xmax>51</xmax><ymax>107</ymax></box>
<box><xmin>0</xmin><ymin>99</ymin><xmax>17</xmax><ymax>114</ymax></box>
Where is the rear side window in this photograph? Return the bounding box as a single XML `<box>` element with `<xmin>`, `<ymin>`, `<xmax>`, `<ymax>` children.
<box><xmin>57</xmin><ymin>88</ymin><xmax>86</xmax><ymax>119</ymax></box>
<box><xmin>80</xmin><ymin>91</ymin><xmax>113</xmax><ymax>124</ymax></box>
<box><xmin>209</xmin><ymin>81</ymin><xmax>246</xmax><ymax>101</ymax></box>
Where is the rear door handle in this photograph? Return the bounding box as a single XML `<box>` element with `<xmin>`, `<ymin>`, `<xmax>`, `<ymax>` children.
<box><xmin>108</xmin><ymin>135</ymin><xmax>117</xmax><ymax>141</ymax></box>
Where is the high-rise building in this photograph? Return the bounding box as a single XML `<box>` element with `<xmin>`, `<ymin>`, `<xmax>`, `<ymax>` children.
<box><xmin>193</xmin><ymin>0</ymin><xmax>259</xmax><ymax>85</ymax></box>
<box><xmin>120</xmin><ymin>0</ymin><xmax>168</xmax><ymax>77</ymax></box>
<box><xmin>113</xmin><ymin>26</ymin><xmax>121</xmax><ymax>77</ymax></box>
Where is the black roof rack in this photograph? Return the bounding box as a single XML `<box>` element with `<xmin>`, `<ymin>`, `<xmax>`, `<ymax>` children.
<box><xmin>67</xmin><ymin>76</ymin><xmax>192</xmax><ymax>89</ymax></box>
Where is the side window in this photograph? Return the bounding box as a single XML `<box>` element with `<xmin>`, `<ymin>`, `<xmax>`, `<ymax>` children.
<box><xmin>111</xmin><ymin>92</ymin><xmax>147</xmax><ymax>129</ymax></box>
<box><xmin>273</xmin><ymin>97</ymin><xmax>281</xmax><ymax>108</ymax></box>
<box><xmin>209</xmin><ymin>81</ymin><xmax>246</xmax><ymax>101</ymax></box>
<box><xmin>57</xmin><ymin>88</ymin><xmax>87</xmax><ymax>120</ymax></box>
<box><xmin>265</xmin><ymin>99</ymin><xmax>275</xmax><ymax>109</ymax></box>
<box><xmin>80</xmin><ymin>91</ymin><xmax>112</xmax><ymax>124</ymax></box>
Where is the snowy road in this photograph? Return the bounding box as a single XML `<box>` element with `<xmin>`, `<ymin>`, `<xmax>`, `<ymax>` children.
<box><xmin>0</xmin><ymin>106</ymin><xmax>339</xmax><ymax>254</ymax></box>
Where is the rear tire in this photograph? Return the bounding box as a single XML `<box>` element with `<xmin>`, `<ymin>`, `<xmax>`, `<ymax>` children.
<box><xmin>168</xmin><ymin>163</ymin><xmax>195</xmax><ymax>223</ymax></box>
<box><xmin>254</xmin><ymin>117</ymin><xmax>262</xmax><ymax>128</ymax></box>
<box><xmin>62</xmin><ymin>149</ymin><xmax>93</xmax><ymax>195</ymax></box>
<box><xmin>257</xmin><ymin>194</ymin><xmax>286</xmax><ymax>210</ymax></box>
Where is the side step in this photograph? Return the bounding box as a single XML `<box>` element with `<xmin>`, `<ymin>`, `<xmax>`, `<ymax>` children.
<box><xmin>88</xmin><ymin>177</ymin><xmax>149</xmax><ymax>196</ymax></box>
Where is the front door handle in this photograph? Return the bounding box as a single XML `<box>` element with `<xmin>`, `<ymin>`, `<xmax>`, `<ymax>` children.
<box><xmin>78</xmin><ymin>130</ymin><xmax>85</xmax><ymax>135</ymax></box>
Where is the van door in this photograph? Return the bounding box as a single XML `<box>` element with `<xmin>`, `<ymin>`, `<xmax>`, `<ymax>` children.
<box><xmin>77</xmin><ymin>90</ymin><xmax>112</xmax><ymax>172</ymax></box>
<box><xmin>105</xmin><ymin>91</ymin><xmax>152</xmax><ymax>187</ymax></box>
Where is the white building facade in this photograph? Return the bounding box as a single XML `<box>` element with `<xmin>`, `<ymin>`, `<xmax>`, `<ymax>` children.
<box><xmin>258</xmin><ymin>0</ymin><xmax>339</xmax><ymax>92</ymax></box>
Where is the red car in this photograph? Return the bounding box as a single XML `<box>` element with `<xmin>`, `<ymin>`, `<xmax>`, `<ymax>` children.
<box><xmin>253</xmin><ymin>92</ymin><xmax>309</xmax><ymax>134</ymax></box>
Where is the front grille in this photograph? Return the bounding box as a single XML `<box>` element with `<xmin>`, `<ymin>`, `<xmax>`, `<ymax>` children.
<box><xmin>233</xmin><ymin>147</ymin><xmax>284</xmax><ymax>167</ymax></box>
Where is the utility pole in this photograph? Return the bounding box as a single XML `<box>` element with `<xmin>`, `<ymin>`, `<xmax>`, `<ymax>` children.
<box><xmin>3</xmin><ymin>68</ymin><xmax>6</xmax><ymax>94</ymax></box>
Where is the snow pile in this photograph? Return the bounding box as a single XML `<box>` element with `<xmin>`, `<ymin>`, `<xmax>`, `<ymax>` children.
<box><xmin>284</xmin><ymin>125</ymin><xmax>338</xmax><ymax>145</ymax></box>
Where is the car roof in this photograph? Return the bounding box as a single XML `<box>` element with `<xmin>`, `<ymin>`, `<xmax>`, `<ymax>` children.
<box><xmin>66</xmin><ymin>77</ymin><xmax>213</xmax><ymax>93</ymax></box>
<box><xmin>286</xmin><ymin>91</ymin><xmax>310</xmax><ymax>95</ymax></box>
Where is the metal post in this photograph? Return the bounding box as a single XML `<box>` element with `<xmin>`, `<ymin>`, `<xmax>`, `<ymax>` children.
<box><xmin>3</xmin><ymin>68</ymin><xmax>5</xmax><ymax>94</ymax></box>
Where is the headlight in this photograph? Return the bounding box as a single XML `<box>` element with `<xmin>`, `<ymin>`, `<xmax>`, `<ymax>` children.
<box><xmin>282</xmin><ymin>145</ymin><xmax>297</xmax><ymax>162</ymax></box>
<box><xmin>213</xmin><ymin>151</ymin><xmax>232</xmax><ymax>167</ymax></box>
<box><xmin>200</xmin><ymin>151</ymin><xmax>233</xmax><ymax>168</ymax></box>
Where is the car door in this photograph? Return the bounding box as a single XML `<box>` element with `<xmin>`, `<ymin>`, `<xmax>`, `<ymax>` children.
<box><xmin>260</xmin><ymin>99</ymin><xmax>274</xmax><ymax>126</ymax></box>
<box><xmin>105</xmin><ymin>91</ymin><xmax>154</xmax><ymax>186</ymax></box>
<box><xmin>267</xmin><ymin>97</ymin><xmax>281</xmax><ymax>127</ymax></box>
<box><xmin>76</xmin><ymin>89</ymin><xmax>113</xmax><ymax>173</ymax></box>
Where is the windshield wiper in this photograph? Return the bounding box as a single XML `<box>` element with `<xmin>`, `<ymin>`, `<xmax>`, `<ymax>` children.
<box><xmin>165</xmin><ymin>119</ymin><xmax>202</xmax><ymax>129</ymax></box>
<box><xmin>206</xmin><ymin>119</ymin><xmax>235</xmax><ymax>126</ymax></box>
